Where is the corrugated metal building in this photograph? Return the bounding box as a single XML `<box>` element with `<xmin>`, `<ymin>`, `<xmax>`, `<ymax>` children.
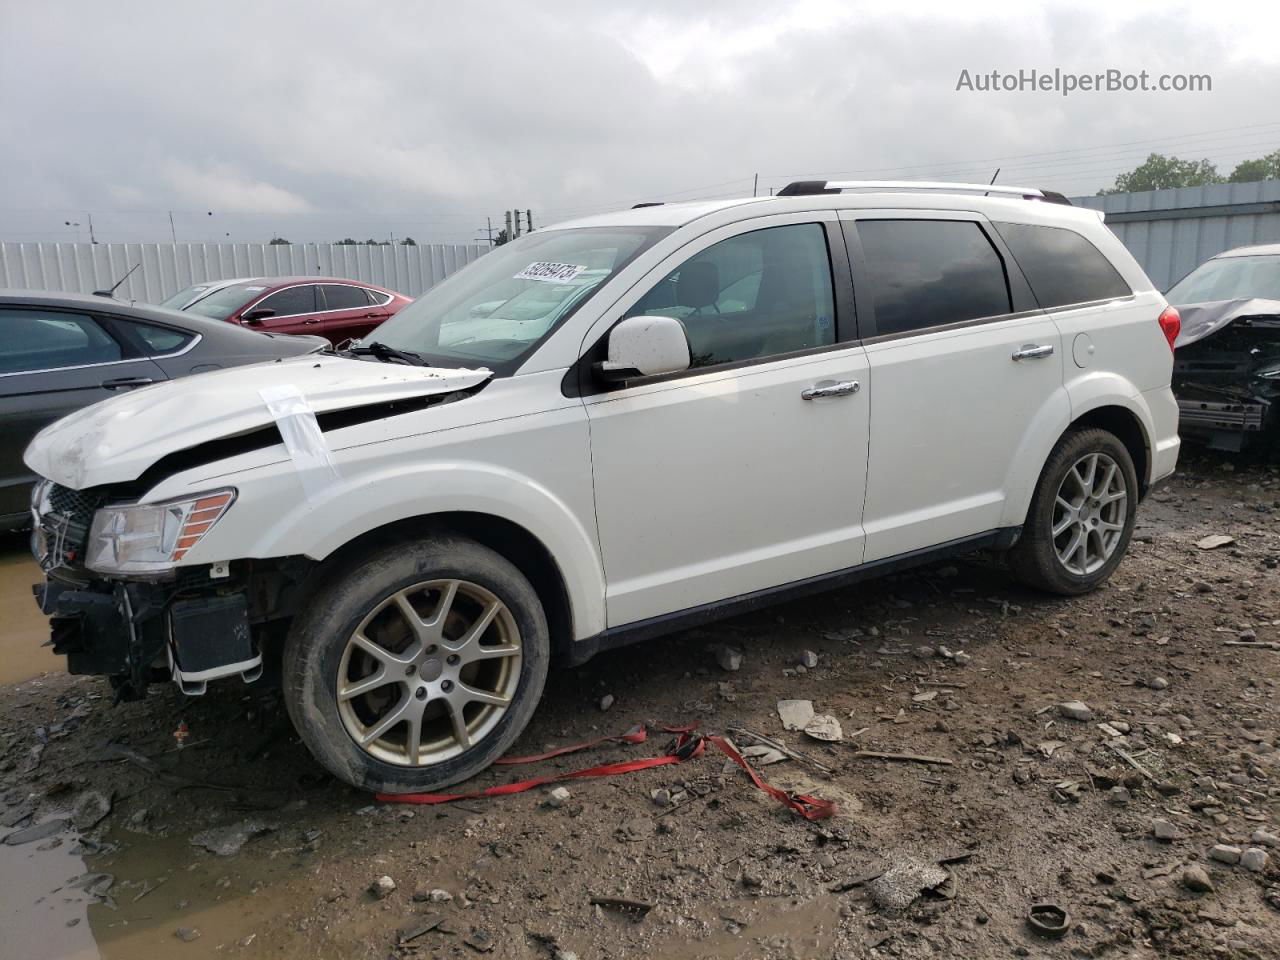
<box><xmin>0</xmin><ymin>241</ymin><xmax>489</xmax><ymax>304</ymax></box>
<box><xmin>1072</xmin><ymin>179</ymin><xmax>1280</xmax><ymax>291</ymax></box>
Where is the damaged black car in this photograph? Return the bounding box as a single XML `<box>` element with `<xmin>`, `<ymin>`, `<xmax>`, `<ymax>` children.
<box><xmin>1167</xmin><ymin>244</ymin><xmax>1280</xmax><ymax>452</ymax></box>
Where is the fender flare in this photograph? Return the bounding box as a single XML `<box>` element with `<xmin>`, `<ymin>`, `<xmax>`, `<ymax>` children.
<box><xmin>244</xmin><ymin>461</ymin><xmax>607</xmax><ymax>639</ymax></box>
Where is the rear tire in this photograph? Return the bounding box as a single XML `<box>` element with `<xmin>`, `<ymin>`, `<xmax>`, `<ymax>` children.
<box><xmin>1008</xmin><ymin>428</ymin><xmax>1139</xmax><ymax>595</ymax></box>
<box><xmin>283</xmin><ymin>535</ymin><xmax>549</xmax><ymax>794</ymax></box>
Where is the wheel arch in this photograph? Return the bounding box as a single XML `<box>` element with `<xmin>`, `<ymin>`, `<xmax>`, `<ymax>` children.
<box><xmin>1068</xmin><ymin>403</ymin><xmax>1151</xmax><ymax>497</ymax></box>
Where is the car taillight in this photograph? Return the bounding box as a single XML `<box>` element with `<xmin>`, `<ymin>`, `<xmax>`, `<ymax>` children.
<box><xmin>1158</xmin><ymin>306</ymin><xmax>1180</xmax><ymax>351</ymax></box>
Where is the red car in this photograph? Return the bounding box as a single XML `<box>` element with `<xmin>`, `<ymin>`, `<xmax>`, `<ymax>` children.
<box><xmin>181</xmin><ymin>277</ymin><xmax>411</xmax><ymax>345</ymax></box>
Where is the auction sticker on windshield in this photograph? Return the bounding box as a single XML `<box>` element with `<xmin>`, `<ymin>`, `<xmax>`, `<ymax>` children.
<box><xmin>514</xmin><ymin>262</ymin><xmax>585</xmax><ymax>283</ymax></box>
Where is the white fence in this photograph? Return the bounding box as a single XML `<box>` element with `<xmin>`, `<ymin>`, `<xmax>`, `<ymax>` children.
<box><xmin>0</xmin><ymin>241</ymin><xmax>490</xmax><ymax>304</ymax></box>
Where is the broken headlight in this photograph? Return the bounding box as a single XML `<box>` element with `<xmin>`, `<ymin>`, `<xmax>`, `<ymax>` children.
<box><xmin>85</xmin><ymin>489</ymin><xmax>236</xmax><ymax>576</ymax></box>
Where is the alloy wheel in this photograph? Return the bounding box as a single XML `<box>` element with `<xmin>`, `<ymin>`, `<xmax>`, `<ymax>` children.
<box><xmin>336</xmin><ymin>579</ymin><xmax>522</xmax><ymax>766</ymax></box>
<box><xmin>1051</xmin><ymin>452</ymin><xmax>1128</xmax><ymax>576</ymax></box>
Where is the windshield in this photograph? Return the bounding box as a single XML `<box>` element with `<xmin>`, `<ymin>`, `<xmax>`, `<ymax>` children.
<box><xmin>186</xmin><ymin>282</ymin><xmax>271</xmax><ymax>320</ymax></box>
<box><xmin>368</xmin><ymin>226</ymin><xmax>671</xmax><ymax>373</ymax></box>
<box><xmin>1167</xmin><ymin>254</ymin><xmax>1280</xmax><ymax>304</ymax></box>
<box><xmin>160</xmin><ymin>283</ymin><xmax>219</xmax><ymax>309</ymax></box>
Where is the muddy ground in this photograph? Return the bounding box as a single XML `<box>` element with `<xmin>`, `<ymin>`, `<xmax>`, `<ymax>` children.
<box><xmin>2</xmin><ymin>456</ymin><xmax>1278</xmax><ymax>960</ymax></box>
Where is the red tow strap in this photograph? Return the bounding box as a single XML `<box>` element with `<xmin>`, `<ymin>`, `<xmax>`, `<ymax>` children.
<box><xmin>376</xmin><ymin>724</ymin><xmax>836</xmax><ymax>821</ymax></box>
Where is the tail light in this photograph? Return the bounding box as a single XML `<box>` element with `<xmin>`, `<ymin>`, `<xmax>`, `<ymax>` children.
<box><xmin>1157</xmin><ymin>306</ymin><xmax>1181</xmax><ymax>352</ymax></box>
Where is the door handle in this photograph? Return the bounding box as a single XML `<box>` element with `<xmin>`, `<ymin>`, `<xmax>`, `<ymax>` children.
<box><xmin>101</xmin><ymin>376</ymin><xmax>154</xmax><ymax>390</ymax></box>
<box><xmin>303</xmin><ymin>318</ymin><xmax>321</xmax><ymax>325</ymax></box>
<box><xmin>801</xmin><ymin>380</ymin><xmax>860</xmax><ymax>400</ymax></box>
<box><xmin>1012</xmin><ymin>344</ymin><xmax>1054</xmax><ymax>361</ymax></box>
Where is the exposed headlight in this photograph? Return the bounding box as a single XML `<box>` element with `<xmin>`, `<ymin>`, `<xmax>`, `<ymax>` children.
<box><xmin>86</xmin><ymin>489</ymin><xmax>236</xmax><ymax>576</ymax></box>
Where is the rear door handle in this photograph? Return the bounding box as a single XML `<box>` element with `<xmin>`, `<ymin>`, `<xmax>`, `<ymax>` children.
<box><xmin>1012</xmin><ymin>344</ymin><xmax>1054</xmax><ymax>361</ymax></box>
<box><xmin>101</xmin><ymin>376</ymin><xmax>154</xmax><ymax>390</ymax></box>
<box><xmin>802</xmin><ymin>380</ymin><xmax>860</xmax><ymax>400</ymax></box>
<box><xmin>303</xmin><ymin>318</ymin><xmax>322</xmax><ymax>325</ymax></box>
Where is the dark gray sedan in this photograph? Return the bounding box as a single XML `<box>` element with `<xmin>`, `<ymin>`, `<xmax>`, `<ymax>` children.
<box><xmin>0</xmin><ymin>289</ymin><xmax>326</xmax><ymax>530</ymax></box>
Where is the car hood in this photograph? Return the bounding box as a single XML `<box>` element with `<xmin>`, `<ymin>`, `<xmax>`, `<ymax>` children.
<box><xmin>24</xmin><ymin>354</ymin><xmax>491</xmax><ymax>490</ymax></box>
<box><xmin>1173</xmin><ymin>297</ymin><xmax>1280</xmax><ymax>348</ymax></box>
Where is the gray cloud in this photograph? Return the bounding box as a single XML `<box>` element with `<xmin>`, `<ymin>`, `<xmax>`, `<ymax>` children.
<box><xmin>1</xmin><ymin>1</ymin><xmax>1277</xmax><ymax>244</ymax></box>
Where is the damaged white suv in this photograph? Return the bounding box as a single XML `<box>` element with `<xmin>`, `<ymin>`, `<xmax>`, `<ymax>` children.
<box><xmin>26</xmin><ymin>181</ymin><xmax>1181</xmax><ymax>793</ymax></box>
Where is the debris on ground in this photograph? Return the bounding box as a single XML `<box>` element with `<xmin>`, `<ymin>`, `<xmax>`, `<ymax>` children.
<box><xmin>545</xmin><ymin>786</ymin><xmax>571</xmax><ymax>809</ymax></box>
<box><xmin>803</xmin><ymin>714</ymin><xmax>843</xmax><ymax>742</ymax></box>
<box><xmin>864</xmin><ymin>857</ymin><xmax>952</xmax><ymax>912</ymax></box>
<box><xmin>1196</xmin><ymin>533</ymin><xmax>1235</xmax><ymax>550</ymax></box>
<box><xmin>189</xmin><ymin>818</ymin><xmax>275</xmax><ymax>857</ymax></box>
<box><xmin>1057</xmin><ymin>700</ymin><xmax>1094</xmax><ymax>721</ymax></box>
<box><xmin>71</xmin><ymin>790</ymin><xmax>112</xmax><ymax>831</ymax></box>
<box><xmin>1026</xmin><ymin>902</ymin><xmax>1071</xmax><ymax>939</ymax></box>
<box><xmin>714</xmin><ymin>645</ymin><xmax>744</xmax><ymax>672</ymax></box>
<box><xmin>368</xmin><ymin>875</ymin><xmax>396</xmax><ymax>899</ymax></box>
<box><xmin>776</xmin><ymin>699</ymin><xmax>815</xmax><ymax>731</ymax></box>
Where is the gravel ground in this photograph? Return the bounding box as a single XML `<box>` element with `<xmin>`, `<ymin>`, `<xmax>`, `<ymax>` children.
<box><xmin>1</xmin><ymin>455</ymin><xmax>1278</xmax><ymax>960</ymax></box>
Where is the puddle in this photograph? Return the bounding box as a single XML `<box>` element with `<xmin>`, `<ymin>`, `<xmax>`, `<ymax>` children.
<box><xmin>0</xmin><ymin>818</ymin><xmax>99</xmax><ymax>960</ymax></box>
<box><xmin>0</xmin><ymin>533</ymin><xmax>60</xmax><ymax>686</ymax></box>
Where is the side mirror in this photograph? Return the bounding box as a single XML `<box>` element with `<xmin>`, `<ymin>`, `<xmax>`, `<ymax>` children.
<box><xmin>242</xmin><ymin>308</ymin><xmax>276</xmax><ymax>324</ymax></box>
<box><xmin>594</xmin><ymin>315</ymin><xmax>691</xmax><ymax>384</ymax></box>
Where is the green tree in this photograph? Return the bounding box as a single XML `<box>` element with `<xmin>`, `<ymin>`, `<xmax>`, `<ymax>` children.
<box><xmin>336</xmin><ymin>238</ymin><xmax>357</xmax><ymax>245</ymax></box>
<box><xmin>1229</xmin><ymin>149</ymin><xmax>1280</xmax><ymax>183</ymax></box>
<box><xmin>268</xmin><ymin>236</ymin><xmax>291</xmax><ymax>245</ymax></box>
<box><xmin>493</xmin><ymin>228</ymin><xmax>510</xmax><ymax>246</ymax></box>
<box><xmin>1099</xmin><ymin>153</ymin><xmax>1223</xmax><ymax>195</ymax></box>
<box><xmin>400</xmin><ymin>236</ymin><xmax>417</xmax><ymax>246</ymax></box>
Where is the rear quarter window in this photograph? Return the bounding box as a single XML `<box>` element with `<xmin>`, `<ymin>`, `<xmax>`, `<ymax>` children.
<box><xmin>994</xmin><ymin>221</ymin><xmax>1131</xmax><ymax>309</ymax></box>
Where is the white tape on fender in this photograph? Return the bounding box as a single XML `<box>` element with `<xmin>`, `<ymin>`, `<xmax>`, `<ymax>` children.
<box><xmin>258</xmin><ymin>385</ymin><xmax>340</xmax><ymax>497</ymax></box>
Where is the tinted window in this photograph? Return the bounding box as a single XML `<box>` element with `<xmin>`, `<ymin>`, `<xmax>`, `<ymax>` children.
<box><xmin>187</xmin><ymin>282</ymin><xmax>272</xmax><ymax>319</ymax></box>
<box><xmin>0</xmin><ymin>310</ymin><xmax>123</xmax><ymax>374</ymax></box>
<box><xmin>321</xmin><ymin>284</ymin><xmax>373</xmax><ymax>310</ymax></box>
<box><xmin>995</xmin><ymin>221</ymin><xmax>1130</xmax><ymax>308</ymax></box>
<box><xmin>129</xmin><ymin>321</ymin><xmax>193</xmax><ymax>354</ymax></box>
<box><xmin>257</xmin><ymin>285</ymin><xmax>317</xmax><ymax>317</ymax></box>
<box><xmin>857</xmin><ymin>220</ymin><xmax>1011</xmax><ymax>336</ymax></box>
<box><xmin>628</xmin><ymin>223</ymin><xmax>835</xmax><ymax>368</ymax></box>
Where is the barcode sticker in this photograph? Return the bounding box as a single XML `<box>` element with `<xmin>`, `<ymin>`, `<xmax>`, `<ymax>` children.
<box><xmin>514</xmin><ymin>262</ymin><xmax>585</xmax><ymax>283</ymax></box>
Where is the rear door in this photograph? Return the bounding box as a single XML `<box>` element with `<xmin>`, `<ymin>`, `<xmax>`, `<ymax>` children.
<box><xmin>318</xmin><ymin>283</ymin><xmax>386</xmax><ymax>344</ymax></box>
<box><xmin>240</xmin><ymin>284</ymin><xmax>322</xmax><ymax>337</ymax></box>
<box><xmin>0</xmin><ymin>307</ymin><xmax>165</xmax><ymax>520</ymax></box>
<box><xmin>843</xmin><ymin>211</ymin><xmax>1066</xmax><ymax>561</ymax></box>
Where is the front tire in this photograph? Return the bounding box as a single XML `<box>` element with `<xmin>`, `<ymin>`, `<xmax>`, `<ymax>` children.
<box><xmin>1008</xmin><ymin>428</ymin><xmax>1139</xmax><ymax>595</ymax></box>
<box><xmin>283</xmin><ymin>535</ymin><xmax>549</xmax><ymax>794</ymax></box>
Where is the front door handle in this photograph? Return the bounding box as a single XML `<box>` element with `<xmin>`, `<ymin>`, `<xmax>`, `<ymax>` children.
<box><xmin>1012</xmin><ymin>344</ymin><xmax>1054</xmax><ymax>361</ymax></box>
<box><xmin>802</xmin><ymin>380</ymin><xmax>860</xmax><ymax>400</ymax></box>
<box><xmin>303</xmin><ymin>318</ymin><xmax>322</xmax><ymax>325</ymax></box>
<box><xmin>101</xmin><ymin>376</ymin><xmax>154</xmax><ymax>390</ymax></box>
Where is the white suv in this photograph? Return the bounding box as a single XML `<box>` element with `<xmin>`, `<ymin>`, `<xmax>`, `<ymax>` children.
<box><xmin>25</xmin><ymin>180</ymin><xmax>1181</xmax><ymax>793</ymax></box>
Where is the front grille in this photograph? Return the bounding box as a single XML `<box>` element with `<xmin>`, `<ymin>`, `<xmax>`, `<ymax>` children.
<box><xmin>34</xmin><ymin>482</ymin><xmax>109</xmax><ymax>575</ymax></box>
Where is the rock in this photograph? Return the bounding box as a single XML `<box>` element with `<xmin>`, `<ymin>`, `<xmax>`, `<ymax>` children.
<box><xmin>1149</xmin><ymin>677</ymin><xmax>1169</xmax><ymax>691</ymax></box>
<box><xmin>1196</xmin><ymin>534</ymin><xmax>1234</xmax><ymax>550</ymax></box>
<box><xmin>598</xmin><ymin>694</ymin><xmax>615</xmax><ymax>712</ymax></box>
<box><xmin>1109</xmin><ymin>720</ymin><xmax>1131</xmax><ymax>734</ymax></box>
<box><xmin>1240</xmin><ymin>848</ymin><xmax>1269</xmax><ymax>872</ymax></box>
<box><xmin>650</xmin><ymin>788</ymin><xmax>673</xmax><ymax>807</ymax></box>
<box><xmin>427</xmin><ymin>888</ymin><xmax>453</xmax><ymax>902</ymax></box>
<box><xmin>741</xmin><ymin>744</ymin><xmax>786</xmax><ymax>766</ymax></box>
<box><xmin>714</xmin><ymin>645</ymin><xmax>743</xmax><ymax>672</ymax></box>
<box><xmin>1058</xmin><ymin>701</ymin><xmax>1094</xmax><ymax>722</ymax></box>
<box><xmin>777</xmin><ymin>699</ymin><xmax>815</xmax><ymax>731</ymax></box>
<box><xmin>803</xmin><ymin>714</ymin><xmax>843</xmax><ymax>742</ymax></box>
<box><xmin>545</xmin><ymin>786</ymin><xmax>571</xmax><ymax>809</ymax></box>
<box><xmin>1250</xmin><ymin>830</ymin><xmax>1278</xmax><ymax>848</ymax></box>
<box><xmin>800</xmin><ymin>650</ymin><xmax>819</xmax><ymax>669</ymax></box>
<box><xmin>2</xmin><ymin>818</ymin><xmax>68</xmax><ymax>846</ymax></box>
<box><xmin>190</xmin><ymin>819</ymin><xmax>274</xmax><ymax>857</ymax></box>
<box><xmin>617</xmin><ymin>817</ymin><xmax>655</xmax><ymax>841</ymax></box>
<box><xmin>952</xmin><ymin>651</ymin><xmax>972</xmax><ymax>666</ymax></box>
<box><xmin>1106</xmin><ymin>786</ymin><xmax>1130</xmax><ymax>805</ymax></box>
<box><xmin>369</xmin><ymin>875</ymin><xmax>396</xmax><ymax>899</ymax></box>
<box><xmin>915</xmin><ymin>646</ymin><xmax>936</xmax><ymax>659</ymax></box>
<box><xmin>1193</xmin><ymin>581</ymin><xmax>1214</xmax><ymax>593</ymax></box>
<box><xmin>1151</xmin><ymin>818</ymin><xmax>1179</xmax><ymax>841</ymax></box>
<box><xmin>463</xmin><ymin>928</ymin><xmax>495</xmax><ymax>953</ymax></box>
<box><xmin>1208</xmin><ymin>844</ymin><xmax>1242</xmax><ymax>865</ymax></box>
<box><xmin>72</xmin><ymin>790</ymin><xmax>112</xmax><ymax>831</ymax></box>
<box><xmin>175</xmin><ymin>927</ymin><xmax>201</xmax><ymax>942</ymax></box>
<box><xmin>1181</xmin><ymin>865</ymin><xmax>1214</xmax><ymax>893</ymax></box>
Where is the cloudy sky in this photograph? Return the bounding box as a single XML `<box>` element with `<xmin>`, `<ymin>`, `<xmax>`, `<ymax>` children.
<box><xmin>2</xmin><ymin>0</ymin><xmax>1278</xmax><ymax>245</ymax></box>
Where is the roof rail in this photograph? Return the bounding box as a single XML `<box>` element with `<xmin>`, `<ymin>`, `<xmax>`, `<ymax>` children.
<box><xmin>775</xmin><ymin>179</ymin><xmax>1072</xmax><ymax>205</ymax></box>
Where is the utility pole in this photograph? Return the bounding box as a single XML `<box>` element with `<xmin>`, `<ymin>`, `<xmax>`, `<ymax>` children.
<box><xmin>87</xmin><ymin>213</ymin><xmax>97</xmax><ymax>244</ymax></box>
<box><xmin>505</xmin><ymin>210</ymin><xmax>513</xmax><ymax>242</ymax></box>
<box><xmin>753</xmin><ymin>173</ymin><xmax>758</xmax><ymax>197</ymax></box>
<box><xmin>512</xmin><ymin>208</ymin><xmax>522</xmax><ymax>238</ymax></box>
<box><xmin>168</xmin><ymin>211</ymin><xmax>178</xmax><ymax>244</ymax></box>
<box><xmin>526</xmin><ymin>209</ymin><xmax>533</xmax><ymax>232</ymax></box>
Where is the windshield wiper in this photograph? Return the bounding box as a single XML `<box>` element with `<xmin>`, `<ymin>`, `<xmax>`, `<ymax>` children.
<box><xmin>345</xmin><ymin>342</ymin><xmax>431</xmax><ymax>366</ymax></box>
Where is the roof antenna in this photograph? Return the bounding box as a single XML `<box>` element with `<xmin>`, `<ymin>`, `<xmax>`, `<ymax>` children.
<box><xmin>93</xmin><ymin>262</ymin><xmax>141</xmax><ymax>298</ymax></box>
<box><xmin>983</xmin><ymin>168</ymin><xmax>1001</xmax><ymax>197</ymax></box>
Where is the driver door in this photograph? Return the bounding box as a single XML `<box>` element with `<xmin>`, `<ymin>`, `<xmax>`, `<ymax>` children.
<box><xmin>581</xmin><ymin>213</ymin><xmax>871</xmax><ymax>627</ymax></box>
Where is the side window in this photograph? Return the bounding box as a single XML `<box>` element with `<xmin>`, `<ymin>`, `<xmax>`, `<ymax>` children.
<box><xmin>994</xmin><ymin>221</ymin><xmax>1131</xmax><ymax>308</ymax></box>
<box><xmin>857</xmin><ymin>220</ymin><xmax>1012</xmax><ymax>336</ymax></box>
<box><xmin>256</xmin><ymin>285</ymin><xmax>317</xmax><ymax>317</ymax></box>
<box><xmin>128</xmin><ymin>321</ymin><xmax>193</xmax><ymax>355</ymax></box>
<box><xmin>321</xmin><ymin>284</ymin><xmax>372</xmax><ymax>311</ymax></box>
<box><xmin>365</xmin><ymin>289</ymin><xmax>392</xmax><ymax>306</ymax></box>
<box><xmin>627</xmin><ymin>223</ymin><xmax>836</xmax><ymax>368</ymax></box>
<box><xmin>0</xmin><ymin>310</ymin><xmax>123</xmax><ymax>374</ymax></box>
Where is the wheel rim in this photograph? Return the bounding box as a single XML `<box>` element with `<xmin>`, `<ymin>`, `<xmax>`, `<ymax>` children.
<box><xmin>336</xmin><ymin>579</ymin><xmax>522</xmax><ymax>767</ymax></box>
<box><xmin>1051</xmin><ymin>452</ymin><xmax>1128</xmax><ymax>576</ymax></box>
